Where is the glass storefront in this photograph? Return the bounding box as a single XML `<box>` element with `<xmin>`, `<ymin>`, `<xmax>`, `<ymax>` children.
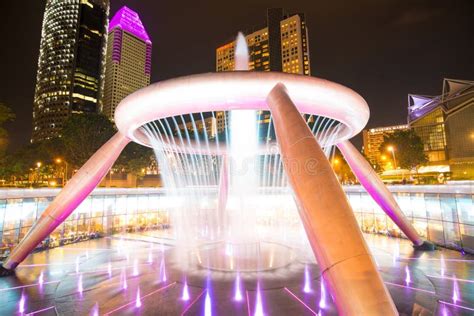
<box><xmin>0</xmin><ymin>185</ymin><xmax>473</xmax><ymax>259</ymax></box>
<box><xmin>346</xmin><ymin>185</ymin><xmax>473</xmax><ymax>252</ymax></box>
<box><xmin>0</xmin><ymin>189</ymin><xmax>170</xmax><ymax>259</ymax></box>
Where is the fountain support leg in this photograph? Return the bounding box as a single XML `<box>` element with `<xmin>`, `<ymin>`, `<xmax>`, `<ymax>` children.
<box><xmin>336</xmin><ymin>140</ymin><xmax>434</xmax><ymax>250</ymax></box>
<box><xmin>266</xmin><ymin>83</ymin><xmax>398</xmax><ymax>315</ymax></box>
<box><xmin>1</xmin><ymin>132</ymin><xmax>130</xmax><ymax>273</ymax></box>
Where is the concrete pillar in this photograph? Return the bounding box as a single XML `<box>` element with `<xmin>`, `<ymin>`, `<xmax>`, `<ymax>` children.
<box><xmin>266</xmin><ymin>83</ymin><xmax>397</xmax><ymax>315</ymax></box>
<box><xmin>1</xmin><ymin>132</ymin><xmax>130</xmax><ymax>272</ymax></box>
<box><xmin>336</xmin><ymin>140</ymin><xmax>427</xmax><ymax>247</ymax></box>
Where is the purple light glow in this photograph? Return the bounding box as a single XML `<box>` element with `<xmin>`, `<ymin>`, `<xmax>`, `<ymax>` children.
<box><xmin>439</xmin><ymin>300</ymin><xmax>474</xmax><ymax>312</ymax></box>
<box><xmin>205</xmin><ymin>290</ymin><xmax>212</xmax><ymax>316</ymax></box>
<box><xmin>440</xmin><ymin>254</ymin><xmax>445</xmax><ymax>277</ymax></box>
<box><xmin>121</xmin><ymin>268</ymin><xmax>128</xmax><ymax>290</ymax></box>
<box><xmin>254</xmin><ymin>283</ymin><xmax>264</xmax><ymax>316</ymax></box>
<box><xmin>19</xmin><ymin>292</ymin><xmax>26</xmax><ymax>314</ymax></box>
<box><xmin>160</xmin><ymin>257</ymin><xmax>167</xmax><ymax>282</ymax></box>
<box><xmin>303</xmin><ymin>265</ymin><xmax>312</xmax><ymax>293</ymax></box>
<box><xmin>91</xmin><ymin>302</ymin><xmax>99</xmax><ymax>316</ymax></box>
<box><xmin>135</xmin><ymin>287</ymin><xmax>142</xmax><ymax>308</ymax></box>
<box><xmin>111</xmin><ymin>29</ymin><xmax>122</xmax><ymax>64</ymax></box>
<box><xmin>109</xmin><ymin>6</ymin><xmax>151</xmax><ymax>43</ymax></box>
<box><xmin>452</xmin><ymin>274</ymin><xmax>460</xmax><ymax>304</ymax></box>
<box><xmin>405</xmin><ymin>266</ymin><xmax>411</xmax><ymax>285</ymax></box>
<box><xmin>182</xmin><ymin>279</ymin><xmax>190</xmax><ymax>301</ymax></box>
<box><xmin>38</xmin><ymin>271</ymin><xmax>44</xmax><ymax>286</ymax></box>
<box><xmin>78</xmin><ymin>274</ymin><xmax>83</xmax><ymax>295</ymax></box>
<box><xmin>384</xmin><ymin>281</ymin><xmax>436</xmax><ymax>295</ymax></box>
<box><xmin>133</xmin><ymin>259</ymin><xmax>139</xmax><ymax>276</ymax></box>
<box><xmin>319</xmin><ymin>278</ymin><xmax>327</xmax><ymax>309</ymax></box>
<box><xmin>284</xmin><ymin>288</ymin><xmax>318</xmax><ymax>315</ymax></box>
<box><xmin>234</xmin><ymin>273</ymin><xmax>243</xmax><ymax>301</ymax></box>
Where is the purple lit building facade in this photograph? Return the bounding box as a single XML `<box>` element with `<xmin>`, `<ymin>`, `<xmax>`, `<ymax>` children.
<box><xmin>102</xmin><ymin>6</ymin><xmax>152</xmax><ymax>121</ymax></box>
<box><xmin>32</xmin><ymin>0</ymin><xmax>109</xmax><ymax>142</ymax></box>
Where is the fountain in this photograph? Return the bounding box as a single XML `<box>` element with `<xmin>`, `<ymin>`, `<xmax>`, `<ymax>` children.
<box><xmin>1</xmin><ymin>31</ymin><xmax>434</xmax><ymax>315</ymax></box>
<box><xmin>135</xmin><ymin>287</ymin><xmax>142</xmax><ymax>308</ymax></box>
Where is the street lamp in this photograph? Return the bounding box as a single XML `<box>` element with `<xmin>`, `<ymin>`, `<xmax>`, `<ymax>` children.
<box><xmin>387</xmin><ymin>145</ymin><xmax>397</xmax><ymax>169</ymax></box>
<box><xmin>55</xmin><ymin>158</ymin><xmax>68</xmax><ymax>186</ymax></box>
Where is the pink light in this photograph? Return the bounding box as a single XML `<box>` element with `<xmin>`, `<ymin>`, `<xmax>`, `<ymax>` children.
<box><xmin>133</xmin><ymin>259</ymin><xmax>139</xmax><ymax>276</ymax></box>
<box><xmin>440</xmin><ymin>254</ymin><xmax>445</xmax><ymax>277</ymax></box>
<box><xmin>19</xmin><ymin>292</ymin><xmax>26</xmax><ymax>314</ymax></box>
<box><xmin>181</xmin><ymin>289</ymin><xmax>206</xmax><ymax>315</ymax></box>
<box><xmin>319</xmin><ymin>278</ymin><xmax>327</xmax><ymax>309</ymax></box>
<box><xmin>135</xmin><ymin>287</ymin><xmax>142</xmax><ymax>308</ymax></box>
<box><xmin>204</xmin><ymin>290</ymin><xmax>212</xmax><ymax>316</ymax></box>
<box><xmin>91</xmin><ymin>302</ymin><xmax>99</xmax><ymax>316</ymax></box>
<box><xmin>78</xmin><ymin>274</ymin><xmax>83</xmax><ymax>295</ymax></box>
<box><xmin>284</xmin><ymin>287</ymin><xmax>318</xmax><ymax>315</ymax></box>
<box><xmin>426</xmin><ymin>274</ymin><xmax>474</xmax><ymax>284</ymax></box>
<box><xmin>38</xmin><ymin>271</ymin><xmax>45</xmax><ymax>293</ymax></box>
<box><xmin>452</xmin><ymin>274</ymin><xmax>460</xmax><ymax>304</ymax></box>
<box><xmin>182</xmin><ymin>279</ymin><xmax>190</xmax><ymax>301</ymax></box>
<box><xmin>439</xmin><ymin>300</ymin><xmax>474</xmax><ymax>312</ymax></box>
<box><xmin>0</xmin><ymin>281</ymin><xmax>60</xmax><ymax>292</ymax></box>
<box><xmin>38</xmin><ymin>271</ymin><xmax>44</xmax><ymax>286</ymax></box>
<box><xmin>254</xmin><ymin>283</ymin><xmax>264</xmax><ymax>316</ymax></box>
<box><xmin>234</xmin><ymin>273</ymin><xmax>243</xmax><ymax>301</ymax></box>
<box><xmin>303</xmin><ymin>265</ymin><xmax>312</xmax><ymax>293</ymax></box>
<box><xmin>384</xmin><ymin>281</ymin><xmax>435</xmax><ymax>295</ymax></box>
<box><xmin>109</xmin><ymin>6</ymin><xmax>151</xmax><ymax>43</ymax></box>
<box><xmin>122</xmin><ymin>268</ymin><xmax>128</xmax><ymax>290</ymax></box>
<box><xmin>441</xmin><ymin>305</ymin><xmax>449</xmax><ymax>316</ymax></box>
<box><xmin>160</xmin><ymin>257</ymin><xmax>167</xmax><ymax>282</ymax></box>
<box><xmin>405</xmin><ymin>266</ymin><xmax>411</xmax><ymax>285</ymax></box>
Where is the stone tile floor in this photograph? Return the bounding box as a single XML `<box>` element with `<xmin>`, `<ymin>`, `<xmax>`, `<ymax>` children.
<box><xmin>0</xmin><ymin>233</ymin><xmax>472</xmax><ymax>315</ymax></box>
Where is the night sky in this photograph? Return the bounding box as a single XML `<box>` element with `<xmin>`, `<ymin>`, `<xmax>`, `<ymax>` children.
<box><xmin>1</xmin><ymin>0</ymin><xmax>473</xmax><ymax>151</ymax></box>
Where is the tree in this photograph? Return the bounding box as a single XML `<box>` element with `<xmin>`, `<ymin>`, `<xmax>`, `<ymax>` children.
<box><xmin>116</xmin><ymin>142</ymin><xmax>153</xmax><ymax>176</ymax></box>
<box><xmin>379</xmin><ymin>130</ymin><xmax>427</xmax><ymax>170</ymax></box>
<box><xmin>0</xmin><ymin>102</ymin><xmax>16</xmax><ymax>157</ymax></box>
<box><xmin>331</xmin><ymin>150</ymin><xmax>356</xmax><ymax>184</ymax></box>
<box><xmin>61</xmin><ymin>112</ymin><xmax>153</xmax><ymax>174</ymax></box>
<box><xmin>61</xmin><ymin>113</ymin><xmax>116</xmax><ymax>167</ymax></box>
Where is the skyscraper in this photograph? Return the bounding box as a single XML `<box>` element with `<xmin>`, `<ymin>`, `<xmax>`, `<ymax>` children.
<box><xmin>102</xmin><ymin>6</ymin><xmax>152</xmax><ymax>121</ymax></box>
<box><xmin>215</xmin><ymin>8</ymin><xmax>311</xmax><ymax>140</ymax></box>
<box><xmin>216</xmin><ymin>8</ymin><xmax>311</xmax><ymax>75</ymax></box>
<box><xmin>32</xmin><ymin>0</ymin><xmax>109</xmax><ymax>143</ymax></box>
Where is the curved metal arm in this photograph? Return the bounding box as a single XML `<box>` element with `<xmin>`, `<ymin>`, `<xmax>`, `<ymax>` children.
<box><xmin>336</xmin><ymin>140</ymin><xmax>424</xmax><ymax>246</ymax></box>
<box><xmin>267</xmin><ymin>83</ymin><xmax>397</xmax><ymax>315</ymax></box>
<box><xmin>2</xmin><ymin>132</ymin><xmax>131</xmax><ymax>271</ymax></box>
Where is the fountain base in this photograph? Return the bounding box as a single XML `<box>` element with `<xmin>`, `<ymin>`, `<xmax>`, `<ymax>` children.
<box><xmin>197</xmin><ymin>241</ymin><xmax>295</xmax><ymax>272</ymax></box>
<box><xmin>413</xmin><ymin>240</ymin><xmax>436</xmax><ymax>251</ymax></box>
<box><xmin>0</xmin><ymin>265</ymin><xmax>15</xmax><ymax>277</ymax></box>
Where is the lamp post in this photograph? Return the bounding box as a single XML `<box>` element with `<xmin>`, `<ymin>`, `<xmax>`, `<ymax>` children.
<box><xmin>35</xmin><ymin>162</ymin><xmax>42</xmax><ymax>186</ymax></box>
<box><xmin>387</xmin><ymin>146</ymin><xmax>397</xmax><ymax>170</ymax></box>
<box><xmin>55</xmin><ymin>158</ymin><xmax>68</xmax><ymax>186</ymax></box>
